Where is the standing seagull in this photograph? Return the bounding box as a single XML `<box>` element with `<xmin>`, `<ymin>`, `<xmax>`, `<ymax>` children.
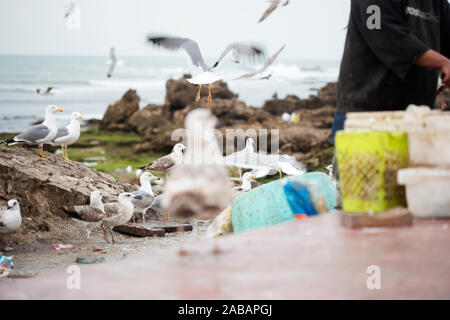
<box><xmin>63</xmin><ymin>190</ymin><xmax>105</xmax><ymax>244</ymax></box>
<box><xmin>1</xmin><ymin>105</ymin><xmax>63</xmax><ymax>159</ymax></box>
<box><xmin>141</xmin><ymin>143</ymin><xmax>186</xmax><ymax>174</ymax></box>
<box><xmin>232</xmin><ymin>173</ymin><xmax>256</xmax><ymax>198</ymax></box>
<box><xmin>163</xmin><ymin>109</ymin><xmax>233</xmax><ymax>220</ymax></box>
<box><xmin>66</xmin><ymin>192</ymin><xmax>141</xmax><ymax>244</ymax></box>
<box><xmin>131</xmin><ymin>172</ymin><xmax>160</xmax><ymax>223</ymax></box>
<box><xmin>235</xmin><ymin>45</ymin><xmax>285</xmax><ymax>80</ymax></box>
<box><xmin>51</xmin><ymin>112</ymin><xmax>83</xmax><ymax>161</ymax></box>
<box><xmin>147</xmin><ymin>36</ymin><xmax>265</xmax><ymax>102</ymax></box>
<box><xmin>0</xmin><ymin>200</ymin><xmax>21</xmax><ymax>235</ymax></box>
<box><xmin>258</xmin><ymin>0</ymin><xmax>289</xmax><ymax>23</ymax></box>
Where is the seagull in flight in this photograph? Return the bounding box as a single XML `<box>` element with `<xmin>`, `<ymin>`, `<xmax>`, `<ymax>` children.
<box><xmin>258</xmin><ymin>0</ymin><xmax>289</xmax><ymax>23</ymax></box>
<box><xmin>147</xmin><ymin>36</ymin><xmax>265</xmax><ymax>102</ymax></box>
<box><xmin>235</xmin><ymin>45</ymin><xmax>285</xmax><ymax>80</ymax></box>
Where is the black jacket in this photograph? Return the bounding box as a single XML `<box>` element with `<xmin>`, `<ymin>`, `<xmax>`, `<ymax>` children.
<box><xmin>337</xmin><ymin>0</ymin><xmax>450</xmax><ymax>113</ymax></box>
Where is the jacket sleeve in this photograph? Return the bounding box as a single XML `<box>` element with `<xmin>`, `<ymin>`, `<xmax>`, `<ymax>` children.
<box><xmin>442</xmin><ymin>0</ymin><xmax>450</xmax><ymax>58</ymax></box>
<box><xmin>351</xmin><ymin>0</ymin><xmax>429</xmax><ymax>79</ymax></box>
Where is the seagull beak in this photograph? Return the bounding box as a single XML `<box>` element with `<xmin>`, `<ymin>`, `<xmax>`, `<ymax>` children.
<box><xmin>57</xmin><ymin>108</ymin><xmax>63</xmax><ymax>112</ymax></box>
<box><xmin>78</xmin><ymin>115</ymin><xmax>83</xmax><ymax>119</ymax></box>
<box><xmin>250</xmin><ymin>176</ymin><xmax>256</xmax><ymax>180</ymax></box>
<box><xmin>7</xmin><ymin>205</ymin><xmax>11</xmax><ymax>210</ymax></box>
<box><xmin>134</xmin><ymin>195</ymin><xmax>143</xmax><ymax>200</ymax></box>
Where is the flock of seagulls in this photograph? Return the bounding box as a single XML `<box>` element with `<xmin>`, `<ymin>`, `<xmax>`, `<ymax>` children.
<box><xmin>0</xmin><ymin>106</ymin><xmax>82</xmax><ymax>161</ymax></box>
<box><xmin>0</xmin><ymin>1</ymin><xmax>302</xmax><ymax>246</ymax></box>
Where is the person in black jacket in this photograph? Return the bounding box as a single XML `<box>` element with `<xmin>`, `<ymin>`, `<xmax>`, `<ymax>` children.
<box><xmin>331</xmin><ymin>0</ymin><xmax>450</xmax><ymax>144</ymax></box>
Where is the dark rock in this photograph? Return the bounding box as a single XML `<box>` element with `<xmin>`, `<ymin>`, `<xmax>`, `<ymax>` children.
<box><xmin>100</xmin><ymin>90</ymin><xmax>140</xmax><ymax>131</ymax></box>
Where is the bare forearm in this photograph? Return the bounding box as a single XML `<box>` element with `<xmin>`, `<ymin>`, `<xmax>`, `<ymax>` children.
<box><xmin>415</xmin><ymin>49</ymin><xmax>450</xmax><ymax>85</ymax></box>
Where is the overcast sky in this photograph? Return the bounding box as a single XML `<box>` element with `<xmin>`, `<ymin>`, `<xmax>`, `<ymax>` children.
<box><xmin>0</xmin><ymin>0</ymin><xmax>350</xmax><ymax>60</ymax></box>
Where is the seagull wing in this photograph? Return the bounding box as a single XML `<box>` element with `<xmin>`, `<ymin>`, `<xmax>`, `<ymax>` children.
<box><xmin>235</xmin><ymin>45</ymin><xmax>285</xmax><ymax>80</ymax></box>
<box><xmin>142</xmin><ymin>154</ymin><xmax>175</xmax><ymax>173</ymax></box>
<box><xmin>213</xmin><ymin>43</ymin><xmax>265</xmax><ymax>68</ymax></box>
<box><xmin>52</xmin><ymin>126</ymin><xmax>70</xmax><ymax>143</ymax></box>
<box><xmin>147</xmin><ymin>36</ymin><xmax>209</xmax><ymax>71</ymax></box>
<box><xmin>258</xmin><ymin>0</ymin><xmax>281</xmax><ymax>22</ymax></box>
<box><xmin>14</xmin><ymin>124</ymin><xmax>50</xmax><ymax>143</ymax></box>
<box><xmin>131</xmin><ymin>190</ymin><xmax>155</xmax><ymax>213</ymax></box>
<box><xmin>64</xmin><ymin>205</ymin><xmax>105</xmax><ymax>222</ymax></box>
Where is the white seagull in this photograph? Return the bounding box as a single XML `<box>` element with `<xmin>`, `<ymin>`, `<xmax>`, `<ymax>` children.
<box><xmin>65</xmin><ymin>3</ymin><xmax>81</xmax><ymax>30</ymax></box>
<box><xmin>258</xmin><ymin>0</ymin><xmax>290</xmax><ymax>23</ymax></box>
<box><xmin>1</xmin><ymin>105</ymin><xmax>63</xmax><ymax>159</ymax></box>
<box><xmin>235</xmin><ymin>45</ymin><xmax>285</xmax><ymax>80</ymax></box>
<box><xmin>141</xmin><ymin>143</ymin><xmax>186</xmax><ymax>174</ymax></box>
<box><xmin>106</xmin><ymin>47</ymin><xmax>123</xmax><ymax>78</ymax></box>
<box><xmin>51</xmin><ymin>111</ymin><xmax>83</xmax><ymax>161</ymax></box>
<box><xmin>131</xmin><ymin>172</ymin><xmax>160</xmax><ymax>223</ymax></box>
<box><xmin>0</xmin><ymin>200</ymin><xmax>22</xmax><ymax>235</ymax></box>
<box><xmin>232</xmin><ymin>172</ymin><xmax>256</xmax><ymax>198</ymax></box>
<box><xmin>147</xmin><ymin>36</ymin><xmax>265</xmax><ymax>102</ymax></box>
<box><xmin>36</xmin><ymin>87</ymin><xmax>55</xmax><ymax>96</ymax></box>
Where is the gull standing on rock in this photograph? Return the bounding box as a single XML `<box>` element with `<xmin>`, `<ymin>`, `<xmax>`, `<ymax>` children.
<box><xmin>147</xmin><ymin>36</ymin><xmax>265</xmax><ymax>102</ymax></box>
<box><xmin>141</xmin><ymin>143</ymin><xmax>186</xmax><ymax>174</ymax></box>
<box><xmin>163</xmin><ymin>109</ymin><xmax>233</xmax><ymax>220</ymax></box>
<box><xmin>51</xmin><ymin>112</ymin><xmax>83</xmax><ymax>161</ymax></box>
<box><xmin>131</xmin><ymin>172</ymin><xmax>160</xmax><ymax>223</ymax></box>
<box><xmin>0</xmin><ymin>105</ymin><xmax>63</xmax><ymax>159</ymax></box>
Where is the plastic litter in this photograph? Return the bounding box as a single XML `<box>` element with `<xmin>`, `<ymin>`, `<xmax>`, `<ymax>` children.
<box><xmin>52</xmin><ymin>244</ymin><xmax>75</xmax><ymax>251</ymax></box>
<box><xmin>0</xmin><ymin>254</ymin><xmax>14</xmax><ymax>279</ymax></box>
<box><xmin>75</xmin><ymin>256</ymin><xmax>105</xmax><ymax>264</ymax></box>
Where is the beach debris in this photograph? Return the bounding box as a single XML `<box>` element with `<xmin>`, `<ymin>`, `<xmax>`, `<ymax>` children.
<box><xmin>0</xmin><ymin>254</ymin><xmax>13</xmax><ymax>279</ymax></box>
<box><xmin>140</xmin><ymin>143</ymin><xmax>186</xmax><ymax>174</ymax></box>
<box><xmin>113</xmin><ymin>224</ymin><xmax>166</xmax><ymax>237</ymax></box>
<box><xmin>258</xmin><ymin>0</ymin><xmax>289</xmax><ymax>23</ymax></box>
<box><xmin>75</xmin><ymin>256</ymin><xmax>105</xmax><ymax>264</ymax></box>
<box><xmin>205</xmin><ymin>206</ymin><xmax>233</xmax><ymax>239</ymax></box>
<box><xmin>340</xmin><ymin>207</ymin><xmax>413</xmax><ymax>229</ymax></box>
<box><xmin>290</xmin><ymin>111</ymin><xmax>300</xmax><ymax>124</ymax></box>
<box><xmin>51</xmin><ymin>112</ymin><xmax>83</xmax><ymax>161</ymax></box>
<box><xmin>147</xmin><ymin>36</ymin><xmax>265</xmax><ymax>102</ymax></box>
<box><xmin>235</xmin><ymin>45</ymin><xmax>285</xmax><ymax>80</ymax></box>
<box><xmin>282</xmin><ymin>112</ymin><xmax>291</xmax><ymax>122</ymax></box>
<box><xmin>0</xmin><ymin>105</ymin><xmax>63</xmax><ymax>159</ymax></box>
<box><xmin>0</xmin><ymin>199</ymin><xmax>22</xmax><ymax>235</ymax></box>
<box><xmin>116</xmin><ymin>165</ymin><xmax>132</xmax><ymax>174</ymax></box>
<box><xmin>52</xmin><ymin>243</ymin><xmax>75</xmax><ymax>251</ymax></box>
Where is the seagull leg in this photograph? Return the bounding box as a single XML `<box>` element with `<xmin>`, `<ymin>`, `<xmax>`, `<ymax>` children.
<box><xmin>279</xmin><ymin>170</ymin><xmax>283</xmax><ymax>179</ymax></box>
<box><xmin>102</xmin><ymin>228</ymin><xmax>110</xmax><ymax>243</ymax></box>
<box><xmin>207</xmin><ymin>84</ymin><xmax>213</xmax><ymax>103</ymax></box>
<box><xmin>65</xmin><ymin>146</ymin><xmax>71</xmax><ymax>161</ymax></box>
<box><xmin>110</xmin><ymin>229</ymin><xmax>116</xmax><ymax>244</ymax></box>
<box><xmin>195</xmin><ymin>85</ymin><xmax>202</xmax><ymax>102</ymax></box>
<box><xmin>38</xmin><ymin>145</ymin><xmax>48</xmax><ymax>159</ymax></box>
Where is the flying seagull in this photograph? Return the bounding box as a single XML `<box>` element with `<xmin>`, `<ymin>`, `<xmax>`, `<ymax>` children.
<box><xmin>1</xmin><ymin>105</ymin><xmax>63</xmax><ymax>159</ymax></box>
<box><xmin>65</xmin><ymin>3</ymin><xmax>81</xmax><ymax>30</ymax></box>
<box><xmin>258</xmin><ymin>0</ymin><xmax>289</xmax><ymax>23</ymax></box>
<box><xmin>106</xmin><ymin>47</ymin><xmax>124</xmax><ymax>78</ymax></box>
<box><xmin>36</xmin><ymin>87</ymin><xmax>55</xmax><ymax>96</ymax></box>
<box><xmin>51</xmin><ymin>112</ymin><xmax>83</xmax><ymax>161</ymax></box>
<box><xmin>235</xmin><ymin>45</ymin><xmax>285</xmax><ymax>80</ymax></box>
<box><xmin>131</xmin><ymin>172</ymin><xmax>160</xmax><ymax>223</ymax></box>
<box><xmin>147</xmin><ymin>36</ymin><xmax>265</xmax><ymax>102</ymax></box>
<box><xmin>141</xmin><ymin>143</ymin><xmax>186</xmax><ymax>174</ymax></box>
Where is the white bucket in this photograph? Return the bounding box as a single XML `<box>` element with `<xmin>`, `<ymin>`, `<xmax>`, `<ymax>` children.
<box><xmin>398</xmin><ymin>168</ymin><xmax>450</xmax><ymax>218</ymax></box>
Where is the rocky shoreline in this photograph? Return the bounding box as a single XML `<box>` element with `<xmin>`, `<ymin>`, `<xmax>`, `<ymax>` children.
<box><xmin>100</xmin><ymin>77</ymin><xmax>338</xmax><ymax>168</ymax></box>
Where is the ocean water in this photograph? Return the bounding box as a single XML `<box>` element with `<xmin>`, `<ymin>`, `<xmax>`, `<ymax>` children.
<box><xmin>0</xmin><ymin>55</ymin><xmax>339</xmax><ymax>133</ymax></box>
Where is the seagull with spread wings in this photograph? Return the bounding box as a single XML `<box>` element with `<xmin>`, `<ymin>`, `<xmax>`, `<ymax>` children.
<box><xmin>147</xmin><ymin>36</ymin><xmax>265</xmax><ymax>102</ymax></box>
<box><xmin>235</xmin><ymin>45</ymin><xmax>285</xmax><ymax>80</ymax></box>
<box><xmin>258</xmin><ymin>0</ymin><xmax>289</xmax><ymax>23</ymax></box>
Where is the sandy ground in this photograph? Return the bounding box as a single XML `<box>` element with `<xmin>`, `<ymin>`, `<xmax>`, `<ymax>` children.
<box><xmin>0</xmin><ymin>219</ymin><xmax>211</xmax><ymax>281</ymax></box>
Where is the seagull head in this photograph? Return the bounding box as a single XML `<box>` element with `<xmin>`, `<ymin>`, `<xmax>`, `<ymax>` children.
<box><xmin>71</xmin><ymin>112</ymin><xmax>83</xmax><ymax>121</ymax></box>
<box><xmin>140</xmin><ymin>172</ymin><xmax>159</xmax><ymax>183</ymax></box>
<box><xmin>242</xmin><ymin>172</ymin><xmax>256</xmax><ymax>182</ymax></box>
<box><xmin>90</xmin><ymin>190</ymin><xmax>103</xmax><ymax>202</ymax></box>
<box><xmin>119</xmin><ymin>192</ymin><xmax>142</xmax><ymax>202</ymax></box>
<box><xmin>7</xmin><ymin>199</ymin><xmax>19</xmax><ymax>210</ymax></box>
<box><xmin>246</xmin><ymin>137</ymin><xmax>255</xmax><ymax>148</ymax></box>
<box><xmin>173</xmin><ymin>143</ymin><xmax>186</xmax><ymax>155</ymax></box>
<box><xmin>46</xmin><ymin>105</ymin><xmax>63</xmax><ymax>114</ymax></box>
